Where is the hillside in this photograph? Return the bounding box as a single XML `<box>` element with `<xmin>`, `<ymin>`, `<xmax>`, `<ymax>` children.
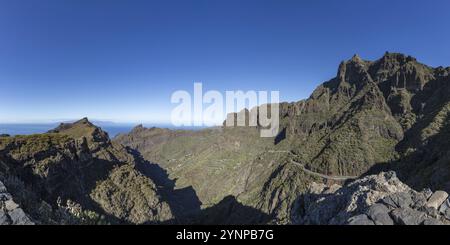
<box><xmin>0</xmin><ymin>118</ymin><xmax>173</xmax><ymax>224</ymax></box>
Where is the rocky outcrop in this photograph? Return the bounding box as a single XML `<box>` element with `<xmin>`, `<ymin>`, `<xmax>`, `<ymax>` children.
<box><xmin>0</xmin><ymin>181</ymin><xmax>34</xmax><ymax>225</ymax></box>
<box><xmin>0</xmin><ymin>118</ymin><xmax>174</xmax><ymax>224</ymax></box>
<box><xmin>295</xmin><ymin>172</ymin><xmax>450</xmax><ymax>225</ymax></box>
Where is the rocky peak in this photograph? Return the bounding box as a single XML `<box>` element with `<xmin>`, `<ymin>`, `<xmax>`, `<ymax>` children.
<box><xmin>351</xmin><ymin>53</ymin><xmax>363</xmax><ymax>63</ymax></box>
<box><xmin>335</xmin><ymin>52</ymin><xmax>435</xmax><ymax>93</ymax></box>
<box><xmin>337</xmin><ymin>54</ymin><xmax>373</xmax><ymax>88</ymax></box>
<box><xmin>369</xmin><ymin>52</ymin><xmax>435</xmax><ymax>92</ymax></box>
<box><xmin>49</xmin><ymin>118</ymin><xmax>110</xmax><ymax>144</ymax></box>
<box><xmin>130</xmin><ymin>124</ymin><xmax>146</xmax><ymax>133</ymax></box>
<box><xmin>381</xmin><ymin>52</ymin><xmax>416</xmax><ymax>63</ymax></box>
<box><xmin>375</xmin><ymin>52</ymin><xmax>419</xmax><ymax>73</ymax></box>
<box><xmin>77</xmin><ymin>117</ymin><xmax>90</xmax><ymax>124</ymax></box>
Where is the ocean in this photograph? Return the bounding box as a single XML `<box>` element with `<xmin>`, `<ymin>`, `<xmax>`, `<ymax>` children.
<box><xmin>0</xmin><ymin>123</ymin><xmax>205</xmax><ymax>138</ymax></box>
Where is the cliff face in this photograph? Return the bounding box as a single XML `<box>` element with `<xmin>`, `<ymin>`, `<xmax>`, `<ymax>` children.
<box><xmin>0</xmin><ymin>118</ymin><xmax>173</xmax><ymax>224</ymax></box>
<box><xmin>270</xmin><ymin>53</ymin><xmax>450</xmax><ymax>190</ymax></box>
<box><xmin>276</xmin><ymin>53</ymin><xmax>437</xmax><ymax>176</ymax></box>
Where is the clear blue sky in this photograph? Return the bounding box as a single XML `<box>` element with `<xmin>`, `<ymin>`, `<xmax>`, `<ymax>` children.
<box><xmin>1</xmin><ymin>0</ymin><xmax>449</xmax><ymax>123</ymax></box>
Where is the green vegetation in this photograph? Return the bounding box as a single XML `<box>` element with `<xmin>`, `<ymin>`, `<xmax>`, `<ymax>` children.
<box><xmin>91</xmin><ymin>164</ymin><xmax>173</xmax><ymax>224</ymax></box>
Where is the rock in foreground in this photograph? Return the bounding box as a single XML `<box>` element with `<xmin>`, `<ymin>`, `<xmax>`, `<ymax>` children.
<box><xmin>295</xmin><ymin>172</ymin><xmax>450</xmax><ymax>225</ymax></box>
<box><xmin>0</xmin><ymin>181</ymin><xmax>34</xmax><ymax>225</ymax></box>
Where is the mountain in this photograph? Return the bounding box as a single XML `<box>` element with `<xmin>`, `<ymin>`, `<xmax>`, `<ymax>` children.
<box><xmin>115</xmin><ymin>52</ymin><xmax>450</xmax><ymax>224</ymax></box>
<box><xmin>0</xmin><ymin>118</ymin><xmax>173</xmax><ymax>224</ymax></box>
<box><xmin>1</xmin><ymin>52</ymin><xmax>449</xmax><ymax>225</ymax></box>
<box><xmin>231</xmin><ymin>52</ymin><xmax>450</xmax><ymax>188</ymax></box>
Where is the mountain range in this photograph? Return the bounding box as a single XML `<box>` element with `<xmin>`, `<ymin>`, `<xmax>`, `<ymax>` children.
<box><xmin>1</xmin><ymin>52</ymin><xmax>450</xmax><ymax>225</ymax></box>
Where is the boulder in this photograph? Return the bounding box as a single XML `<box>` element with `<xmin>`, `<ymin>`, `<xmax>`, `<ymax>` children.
<box><xmin>423</xmin><ymin>218</ymin><xmax>443</xmax><ymax>225</ymax></box>
<box><xmin>445</xmin><ymin>209</ymin><xmax>450</xmax><ymax>221</ymax></box>
<box><xmin>4</xmin><ymin>199</ymin><xmax>19</xmax><ymax>211</ymax></box>
<box><xmin>422</xmin><ymin>206</ymin><xmax>439</xmax><ymax>218</ymax></box>
<box><xmin>297</xmin><ymin>172</ymin><xmax>449</xmax><ymax>226</ymax></box>
<box><xmin>298</xmin><ymin>172</ymin><xmax>416</xmax><ymax>225</ymax></box>
<box><xmin>347</xmin><ymin>214</ymin><xmax>375</xmax><ymax>225</ymax></box>
<box><xmin>426</xmin><ymin>191</ymin><xmax>449</xmax><ymax>209</ymax></box>
<box><xmin>0</xmin><ymin>181</ymin><xmax>34</xmax><ymax>225</ymax></box>
<box><xmin>366</xmin><ymin>204</ymin><xmax>394</xmax><ymax>225</ymax></box>
<box><xmin>390</xmin><ymin>207</ymin><xmax>426</xmax><ymax>225</ymax></box>
<box><xmin>0</xmin><ymin>210</ymin><xmax>10</xmax><ymax>225</ymax></box>
<box><xmin>381</xmin><ymin>192</ymin><xmax>412</xmax><ymax>208</ymax></box>
<box><xmin>438</xmin><ymin>199</ymin><xmax>450</xmax><ymax>214</ymax></box>
<box><xmin>7</xmin><ymin>208</ymin><xmax>34</xmax><ymax>225</ymax></box>
<box><xmin>410</xmin><ymin>192</ymin><xmax>428</xmax><ymax>209</ymax></box>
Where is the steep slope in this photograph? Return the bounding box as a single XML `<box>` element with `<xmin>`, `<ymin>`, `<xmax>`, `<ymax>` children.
<box><xmin>273</xmin><ymin>53</ymin><xmax>449</xmax><ymax>180</ymax></box>
<box><xmin>385</xmin><ymin>66</ymin><xmax>450</xmax><ymax>191</ymax></box>
<box><xmin>0</xmin><ymin>118</ymin><xmax>173</xmax><ymax>224</ymax></box>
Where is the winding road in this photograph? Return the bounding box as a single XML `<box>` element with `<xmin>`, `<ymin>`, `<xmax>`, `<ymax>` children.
<box><xmin>267</xmin><ymin>150</ymin><xmax>358</xmax><ymax>181</ymax></box>
<box><xmin>290</xmin><ymin>160</ymin><xmax>358</xmax><ymax>181</ymax></box>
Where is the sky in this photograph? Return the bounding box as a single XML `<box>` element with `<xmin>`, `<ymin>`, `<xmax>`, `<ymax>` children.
<box><xmin>0</xmin><ymin>0</ymin><xmax>449</xmax><ymax>124</ymax></box>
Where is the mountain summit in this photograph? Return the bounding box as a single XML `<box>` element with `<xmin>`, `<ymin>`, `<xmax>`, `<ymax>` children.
<box><xmin>48</xmin><ymin>117</ymin><xmax>110</xmax><ymax>143</ymax></box>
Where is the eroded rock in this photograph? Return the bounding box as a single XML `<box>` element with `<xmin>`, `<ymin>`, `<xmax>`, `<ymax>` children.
<box><xmin>0</xmin><ymin>180</ymin><xmax>34</xmax><ymax>225</ymax></box>
<box><xmin>347</xmin><ymin>214</ymin><xmax>375</xmax><ymax>225</ymax></box>
<box><xmin>366</xmin><ymin>204</ymin><xmax>394</xmax><ymax>225</ymax></box>
<box><xmin>381</xmin><ymin>192</ymin><xmax>412</xmax><ymax>208</ymax></box>
<box><xmin>426</xmin><ymin>191</ymin><xmax>448</xmax><ymax>209</ymax></box>
<box><xmin>390</xmin><ymin>207</ymin><xmax>426</xmax><ymax>225</ymax></box>
<box><xmin>438</xmin><ymin>199</ymin><xmax>450</xmax><ymax>214</ymax></box>
<box><xmin>423</xmin><ymin>218</ymin><xmax>443</xmax><ymax>225</ymax></box>
<box><xmin>296</xmin><ymin>171</ymin><xmax>450</xmax><ymax>225</ymax></box>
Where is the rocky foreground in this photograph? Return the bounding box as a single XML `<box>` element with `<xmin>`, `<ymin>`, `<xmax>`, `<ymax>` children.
<box><xmin>0</xmin><ymin>181</ymin><xmax>34</xmax><ymax>225</ymax></box>
<box><xmin>295</xmin><ymin>172</ymin><xmax>450</xmax><ymax>225</ymax></box>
